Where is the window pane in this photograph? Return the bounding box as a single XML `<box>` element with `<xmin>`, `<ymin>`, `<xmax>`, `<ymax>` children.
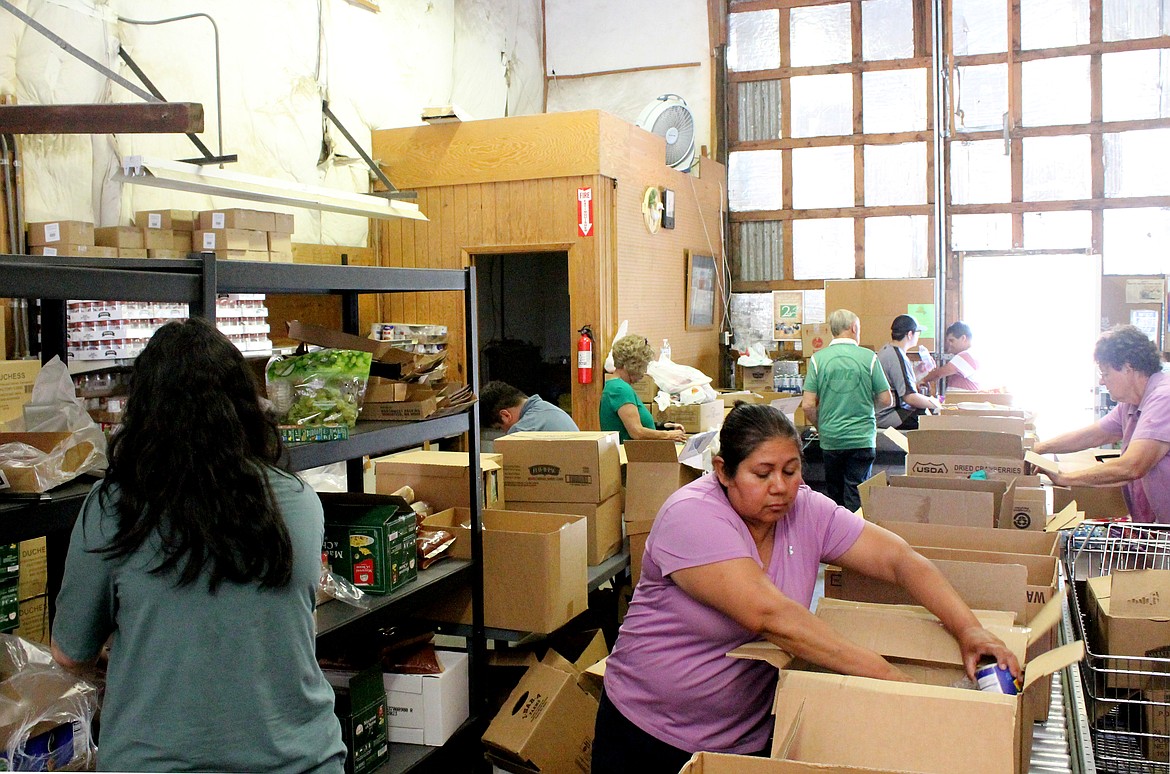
<box><xmin>951</xmin><ymin>140</ymin><xmax>1011</xmax><ymax>204</ymax></box>
<box><xmin>790</xmin><ymin>73</ymin><xmax>854</xmax><ymax>137</ymax></box>
<box><xmin>1105</xmin><ymin>128</ymin><xmax>1170</xmax><ymax>197</ymax></box>
<box><xmin>729</xmin><ymin>150</ymin><xmax>784</xmax><ymax>211</ymax></box>
<box><xmin>1023</xmin><ymin>136</ymin><xmax>1091</xmax><ymax>201</ymax></box>
<box><xmin>1104</xmin><ymin>0</ymin><xmax>1170</xmax><ymax>42</ymax></box>
<box><xmin>734</xmin><ymin>221</ymin><xmax>785</xmax><ymax>281</ymax></box>
<box><xmin>862</xmin><ymin>0</ymin><xmax>914</xmax><ymax>61</ymax></box>
<box><xmin>863</xmin><ymin>69</ymin><xmax>928</xmax><ymax>133</ymax></box>
<box><xmin>1102</xmin><ymin>50</ymin><xmax>1170</xmax><ymax>121</ymax></box>
<box><xmin>865</xmin><ymin>216</ymin><xmax>929</xmax><ymax>277</ymax></box>
<box><xmin>737</xmin><ymin>80</ymin><xmax>783</xmax><ymax>141</ymax></box>
<box><xmin>729</xmin><ymin>10</ymin><xmax>781</xmax><ymax>71</ymax></box>
<box><xmin>1104</xmin><ymin>208</ymin><xmax>1170</xmax><ymax>273</ymax></box>
<box><xmin>1022</xmin><ymin>57</ymin><xmax>1091</xmax><ymax>126</ymax></box>
<box><xmin>864</xmin><ymin>143</ymin><xmax>927</xmax><ymax>205</ymax></box>
<box><xmin>793</xmin><ymin>218</ymin><xmax>856</xmax><ymax>279</ymax></box>
<box><xmin>1023</xmin><ymin>211</ymin><xmax>1092</xmax><ymax>249</ymax></box>
<box><xmin>956</xmin><ymin>64</ymin><xmax>1008</xmax><ymax>131</ymax></box>
<box><xmin>950</xmin><ymin>214</ymin><xmax>1012</xmax><ymax>250</ymax></box>
<box><xmin>792</xmin><ymin>146</ymin><xmax>854</xmax><ymax>209</ymax></box>
<box><xmin>1020</xmin><ymin>0</ymin><xmax>1089</xmax><ymax>50</ymax></box>
<box><xmin>790</xmin><ymin>4</ymin><xmax>852</xmax><ymax>67</ymax></box>
<box><xmin>952</xmin><ymin>0</ymin><xmax>1007</xmax><ymax>55</ymax></box>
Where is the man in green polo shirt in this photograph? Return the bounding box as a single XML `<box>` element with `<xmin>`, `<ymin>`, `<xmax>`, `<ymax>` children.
<box><xmin>801</xmin><ymin>309</ymin><xmax>893</xmax><ymax>511</ymax></box>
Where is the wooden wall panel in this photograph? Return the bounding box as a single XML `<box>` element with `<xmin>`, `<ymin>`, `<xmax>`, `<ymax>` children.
<box><xmin>266</xmin><ymin>244</ymin><xmax>374</xmax><ymax>346</ymax></box>
<box><xmin>613</xmin><ymin>157</ymin><xmax>727</xmax><ymax>382</ymax></box>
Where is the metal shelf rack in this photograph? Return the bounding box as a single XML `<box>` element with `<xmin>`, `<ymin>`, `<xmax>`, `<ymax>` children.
<box><xmin>0</xmin><ymin>253</ymin><xmax>487</xmax><ymax>774</ymax></box>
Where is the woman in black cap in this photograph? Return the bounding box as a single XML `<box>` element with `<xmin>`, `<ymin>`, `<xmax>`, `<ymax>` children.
<box><xmin>876</xmin><ymin>314</ymin><xmax>940</xmax><ymax>430</ymax></box>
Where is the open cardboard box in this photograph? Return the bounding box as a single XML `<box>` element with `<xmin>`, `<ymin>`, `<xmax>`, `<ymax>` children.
<box><xmin>623</xmin><ymin>440</ymin><xmax>703</xmax><ymax>526</ymax></box>
<box><xmin>360</xmin><ymin>382</ymin><xmax>474</xmax><ymax>421</ymax></box>
<box><xmin>651</xmin><ymin>398</ymin><xmax>726</xmax><ymax>434</ymax></box>
<box><xmin>1028</xmin><ymin>451</ymin><xmax>1131</xmax><ymax>520</ymax></box>
<box><xmin>482</xmin><ymin>632</ymin><xmax>607</xmax><ymax>773</ymax></box>
<box><xmin>0</xmin><ymin>432</ymin><xmax>97</xmax><ymax>493</ymax></box>
<box><xmin>373</xmin><ymin>450</ymin><xmax>504</xmax><ymax>510</ymax></box>
<box><xmin>884</xmin><ymin>427</ymin><xmax>1026</xmax><ymax>480</ymax></box>
<box><xmin>506</xmin><ymin>494</ymin><xmax>623</xmax><ymax>566</ymax></box>
<box><xmin>420</xmin><ymin>508</ymin><xmax>587</xmax><ymax>633</ymax></box>
<box><xmin>730</xmin><ymin>596</ymin><xmax>1082</xmax><ymax>774</ymax></box>
<box><xmin>288</xmin><ymin>320</ymin><xmax>445</xmax><ymax>381</ymax></box>
<box><xmin>1085</xmin><ymin>569</ymin><xmax>1170</xmax><ymax>690</ymax></box>
<box><xmin>875</xmin><ymin>520</ymin><xmax>1060</xmax><ymax>559</ymax></box>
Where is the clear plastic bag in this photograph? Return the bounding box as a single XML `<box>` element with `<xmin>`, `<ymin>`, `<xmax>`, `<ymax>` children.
<box><xmin>265</xmin><ymin>349</ymin><xmax>372</xmax><ymax>429</ymax></box>
<box><xmin>317</xmin><ymin>559</ymin><xmax>371</xmax><ymax>610</ymax></box>
<box><xmin>0</xmin><ymin>634</ymin><xmax>99</xmax><ymax>771</ymax></box>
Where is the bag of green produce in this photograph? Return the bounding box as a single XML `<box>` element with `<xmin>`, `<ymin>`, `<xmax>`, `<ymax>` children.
<box><xmin>266</xmin><ymin>348</ymin><xmax>373</xmax><ymax>430</ymax></box>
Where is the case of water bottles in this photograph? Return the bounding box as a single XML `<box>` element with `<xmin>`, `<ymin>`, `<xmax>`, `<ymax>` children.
<box><xmin>773</xmin><ymin>360</ymin><xmax>803</xmax><ymax>394</ymax></box>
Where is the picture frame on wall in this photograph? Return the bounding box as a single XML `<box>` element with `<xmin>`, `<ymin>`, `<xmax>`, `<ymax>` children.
<box><xmin>685</xmin><ymin>250</ymin><xmax>717</xmax><ymax>331</ymax></box>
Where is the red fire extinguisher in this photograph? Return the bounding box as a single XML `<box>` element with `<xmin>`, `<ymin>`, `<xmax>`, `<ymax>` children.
<box><xmin>577</xmin><ymin>326</ymin><xmax>595</xmax><ymax>384</ymax></box>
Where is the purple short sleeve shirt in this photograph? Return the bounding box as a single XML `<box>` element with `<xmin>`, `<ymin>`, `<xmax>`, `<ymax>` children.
<box><xmin>603</xmin><ymin>473</ymin><xmax>865</xmax><ymax>754</ymax></box>
<box><xmin>1098</xmin><ymin>371</ymin><xmax>1170</xmax><ymax>523</ymax></box>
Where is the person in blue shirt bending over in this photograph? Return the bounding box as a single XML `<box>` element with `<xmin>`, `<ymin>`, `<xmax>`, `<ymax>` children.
<box><xmin>481</xmin><ymin>380</ymin><xmax>579</xmax><ymax>434</ymax></box>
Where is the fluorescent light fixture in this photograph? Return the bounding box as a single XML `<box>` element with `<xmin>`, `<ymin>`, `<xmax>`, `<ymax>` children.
<box><xmin>114</xmin><ymin>155</ymin><xmax>427</xmax><ymax>221</ymax></box>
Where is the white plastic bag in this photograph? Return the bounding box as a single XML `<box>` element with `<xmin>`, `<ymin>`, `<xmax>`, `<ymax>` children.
<box><xmin>646</xmin><ymin>358</ymin><xmax>713</xmax><ymax>396</ymax></box>
<box><xmin>736</xmin><ymin>343</ymin><xmax>773</xmax><ymax>367</ymax></box>
<box><xmin>603</xmin><ymin>320</ymin><xmax>629</xmax><ymax>374</ymax></box>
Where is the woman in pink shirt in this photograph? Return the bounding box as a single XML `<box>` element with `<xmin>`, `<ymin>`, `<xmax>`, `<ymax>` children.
<box><xmin>594</xmin><ymin>403</ymin><xmax>1019</xmax><ymax>772</ymax></box>
<box><xmin>1034</xmin><ymin>325</ymin><xmax>1170</xmax><ymax>523</ymax></box>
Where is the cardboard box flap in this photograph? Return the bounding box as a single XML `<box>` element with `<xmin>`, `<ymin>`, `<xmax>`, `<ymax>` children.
<box><xmin>907</xmin><ymin>429</ymin><xmax>1025</xmax><ymax>458</ymax></box>
<box><xmin>376</xmin><ymin>449</ymin><xmax>501</xmax><ymax>476</ymax></box>
<box><xmin>831</xmin><ymin>559</ymin><xmax>1029</xmax><ymax>622</ymax></box>
<box><xmin>881</xmin><ymin>428</ymin><xmax>909</xmax><ymax>452</ymax></box>
<box><xmin>1045</xmin><ymin>502</ymin><xmax>1084</xmax><ymax>532</ymax></box>
<box><xmin>726</xmin><ymin>640</ymin><xmax>796</xmax><ymax>670</ymax></box>
<box><xmin>774</xmin><ymin>699</ymin><xmax>805</xmax><ymax>761</ymax></box>
<box><xmin>1024</xmin><ymin>451</ymin><xmax>1060</xmax><ymax>477</ymax></box>
<box><xmin>875</xmin><ymin>520</ymin><xmax>1059</xmax><ymax>557</ymax></box>
<box><xmin>918</xmin><ymin>414</ymin><xmax>1027</xmax><ymax>436</ymax></box>
<box><xmin>868</xmin><ymin>486</ymin><xmax>996</xmax><ymax>528</ymax></box>
<box><xmin>1025</xmin><ymin>593</ymin><xmax>1066</xmax><ymax>646</ymax></box>
<box><xmin>623</xmin><ymin>439</ymin><xmax>682</xmax><ymax>463</ymax></box>
<box><xmin>912</xmin><ymin>546</ymin><xmax>1056</xmax><ymax>585</ymax></box>
<box><xmin>816</xmin><ymin>598</ymin><xmax>1020</xmax><ymax>629</ymax></box>
<box><xmin>1110</xmin><ymin>570</ymin><xmax>1170</xmax><ymax>620</ymax></box>
<box><xmin>1023</xmin><ymin>640</ymin><xmax>1085</xmax><ymax>690</ymax></box>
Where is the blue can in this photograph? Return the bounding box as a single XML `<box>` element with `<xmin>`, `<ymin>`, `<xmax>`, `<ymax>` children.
<box><xmin>975</xmin><ymin>661</ymin><xmax>1021</xmax><ymax>695</ymax></box>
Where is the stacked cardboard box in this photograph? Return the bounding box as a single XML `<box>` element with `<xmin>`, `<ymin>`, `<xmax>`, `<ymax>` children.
<box><xmin>373</xmin><ymin>450</ymin><xmax>504</xmax><ymax>511</ymax></box>
<box><xmin>651</xmin><ymin>397</ymin><xmax>726</xmax><ymax>434</ymax></box>
<box><xmin>135</xmin><ymin>209</ymin><xmax>196</xmax><ymax>257</ymax></box>
<box><xmin>26</xmin><ymin>220</ymin><xmax>113</xmax><ymax>257</ymax></box>
<box><xmin>195</xmin><ymin>208</ymin><xmax>294</xmax><ymax>262</ymax></box>
<box><xmin>623</xmin><ymin>440</ymin><xmax>704</xmax><ymax>585</ymax></box>
<box><xmin>495</xmin><ymin>432</ymin><xmax>622</xmax><ymax>566</ymax></box>
<box><xmin>14</xmin><ymin>538</ymin><xmax>46</xmax><ymax>644</ymax></box>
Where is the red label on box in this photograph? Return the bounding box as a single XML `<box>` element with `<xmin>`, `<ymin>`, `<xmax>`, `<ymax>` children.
<box><xmin>353</xmin><ymin>558</ymin><xmax>376</xmax><ymax>585</ymax></box>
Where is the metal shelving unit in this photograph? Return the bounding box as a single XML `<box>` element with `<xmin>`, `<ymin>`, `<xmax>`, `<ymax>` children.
<box><xmin>0</xmin><ymin>253</ymin><xmax>487</xmax><ymax>774</ymax></box>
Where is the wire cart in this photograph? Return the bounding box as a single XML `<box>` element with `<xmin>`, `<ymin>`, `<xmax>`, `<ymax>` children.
<box><xmin>1066</xmin><ymin>522</ymin><xmax>1170</xmax><ymax>773</ymax></box>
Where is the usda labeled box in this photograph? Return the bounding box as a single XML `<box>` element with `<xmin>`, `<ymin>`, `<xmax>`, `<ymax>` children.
<box><xmin>494</xmin><ymin>432</ymin><xmax>620</xmax><ymax>503</ymax></box>
<box><xmin>384</xmin><ymin>650</ymin><xmax>469</xmax><ymax>746</ymax></box>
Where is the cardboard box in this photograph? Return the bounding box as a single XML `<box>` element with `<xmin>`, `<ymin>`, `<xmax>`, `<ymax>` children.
<box><xmin>383</xmin><ymin>650</ymin><xmax>469</xmax><ymax>746</ymax></box>
<box><xmin>172</xmin><ymin>230</ymin><xmax>194</xmax><ymax>252</ymax></box>
<box><xmin>875</xmin><ymin>520</ymin><xmax>1059</xmax><ymax>558</ymax></box>
<box><xmin>0</xmin><ymin>432</ymin><xmax>96</xmax><ymax>493</ymax></box>
<box><xmin>859</xmin><ymin>471</ymin><xmax>1008</xmax><ymax>526</ymax></box>
<box><xmin>373</xmin><ymin>450</ymin><xmax>503</xmax><ymax>511</ymax></box>
<box><xmin>26</xmin><ymin>221</ymin><xmax>93</xmax><ymax>246</ymax></box>
<box><xmin>507</xmin><ymin>494</ymin><xmax>622</xmax><ymax>566</ymax></box>
<box><xmin>269</xmin><ymin>249</ymin><xmax>294</xmax><ymax>263</ymax></box>
<box><xmin>273</xmin><ymin>211</ymin><xmax>295</xmax><ymax>233</ymax></box>
<box><xmin>732</xmin><ymin>595</ymin><xmax>1081</xmax><ymax>774</ymax></box>
<box><xmin>364</xmin><ymin>378</ymin><xmax>409</xmax><ymax>403</ymax></box>
<box><xmin>14</xmin><ymin>594</ymin><xmax>47</xmax><ymax>645</ymax></box>
<box><xmin>140</xmin><ymin>228</ymin><xmax>174</xmax><ymax>251</ymax></box>
<box><xmin>651</xmin><ymin>399</ymin><xmax>725</xmax><ymax>434</ymax></box>
<box><xmin>321</xmin><ymin>493</ymin><xmax>417</xmax><ymax>595</ymax></box>
<box><xmin>268</xmin><ymin>231</ymin><xmax>292</xmax><ymax>254</ymax></box>
<box><xmin>482</xmin><ymin>644</ymin><xmax>603</xmax><ymax>773</ymax></box>
<box><xmin>628</xmin><ymin>525</ymin><xmax>652</xmax><ymax>587</ymax></box>
<box><xmin>801</xmin><ymin>323</ymin><xmax>832</xmax><ymax>356</ymax></box>
<box><xmin>198</xmin><ymin>208</ymin><xmax>277</xmax><ymax>232</ymax></box>
<box><xmin>1147</xmin><ymin>688</ymin><xmax>1170</xmax><ymax>761</ymax></box>
<box><xmin>28</xmin><ymin>244</ymin><xmax>117</xmax><ymax>258</ymax></box>
<box><xmin>1086</xmin><ymin>570</ymin><xmax>1170</xmax><ymax>690</ymax></box>
<box><xmin>623</xmin><ymin>440</ymin><xmax>703</xmax><ymax>524</ymax></box>
<box><xmin>360</xmin><ymin>384</ymin><xmax>439</xmax><ymax>420</ymax></box>
<box><xmin>204</xmin><ymin>249</ymin><xmax>249</xmax><ymax>261</ymax></box>
<box><xmin>736</xmin><ymin>363</ymin><xmax>773</xmax><ymax>392</ymax></box>
<box><xmin>245</xmin><ymin>250</ymin><xmax>270</xmax><ymax>262</ymax></box>
<box><xmin>421</xmin><ymin>508</ymin><xmax>587</xmax><ymax>633</ymax></box>
<box><xmin>18</xmin><ymin>537</ymin><xmax>46</xmax><ymax>601</ymax></box>
<box><xmin>94</xmin><ymin>226</ymin><xmax>144</xmax><ymax>249</ymax></box>
<box><xmin>945</xmin><ymin>390</ymin><xmax>1015</xmax><ymax>406</ymax></box>
<box><xmin>863</xmin><ymin>478</ymin><xmax>997</xmax><ymax>528</ymax></box>
<box><xmin>147</xmin><ymin>249</ymin><xmax>185</xmax><ymax>259</ymax></box>
<box><xmin>888</xmin><ymin>428</ymin><xmax>1025</xmax><ymax>479</ymax></box>
<box><xmin>603</xmin><ymin>373</ymin><xmax>657</xmax><ymax>403</ymax></box>
<box><xmin>325</xmin><ymin>667</ymin><xmax>389</xmax><ymax>774</ymax></box>
<box><xmin>494</xmin><ymin>432</ymin><xmax>621</xmax><ymax>504</ymax></box>
<box><xmin>244</xmin><ymin>230</ymin><xmax>268</xmax><ymax>252</ymax></box>
<box><xmin>918</xmin><ymin>413</ymin><xmax>1027</xmax><ymax>436</ymax></box>
<box><xmin>680</xmin><ymin>751</ymin><xmax>914</xmax><ymax>773</ymax></box>
<box><xmin>0</xmin><ymin>360</ymin><xmax>38</xmax><ymax>426</ymax></box>
<box><xmin>195</xmin><ymin>228</ymin><xmax>252</xmax><ymax>251</ymax></box>
<box><xmin>117</xmin><ymin>248</ymin><xmax>148</xmax><ymax>259</ymax></box>
<box><xmin>135</xmin><ymin>209</ymin><xmax>195</xmax><ymax>230</ymax></box>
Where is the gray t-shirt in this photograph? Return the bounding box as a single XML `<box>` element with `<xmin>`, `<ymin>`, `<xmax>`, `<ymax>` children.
<box><xmin>54</xmin><ymin>470</ymin><xmax>345</xmax><ymax>773</ymax></box>
<box><xmin>510</xmin><ymin>394</ymin><xmax>579</xmax><ymax>433</ymax></box>
<box><xmin>876</xmin><ymin>342</ymin><xmax>916</xmax><ymax>429</ymax></box>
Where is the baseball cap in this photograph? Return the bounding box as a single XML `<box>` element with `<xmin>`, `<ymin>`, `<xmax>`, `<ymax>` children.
<box><xmin>891</xmin><ymin>314</ymin><xmax>921</xmax><ymax>338</ymax></box>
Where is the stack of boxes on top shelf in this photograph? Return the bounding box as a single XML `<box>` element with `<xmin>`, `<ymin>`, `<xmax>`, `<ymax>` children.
<box><xmin>194</xmin><ymin>207</ymin><xmax>294</xmax><ymax>263</ymax></box>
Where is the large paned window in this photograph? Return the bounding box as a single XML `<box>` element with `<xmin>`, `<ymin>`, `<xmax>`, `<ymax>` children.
<box><xmin>727</xmin><ymin>0</ymin><xmax>1170</xmax><ymax>293</ymax></box>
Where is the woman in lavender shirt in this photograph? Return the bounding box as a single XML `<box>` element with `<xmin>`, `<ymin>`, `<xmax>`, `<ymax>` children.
<box><xmin>594</xmin><ymin>403</ymin><xmax>1019</xmax><ymax>772</ymax></box>
<box><xmin>1035</xmin><ymin>325</ymin><xmax>1170</xmax><ymax>523</ymax></box>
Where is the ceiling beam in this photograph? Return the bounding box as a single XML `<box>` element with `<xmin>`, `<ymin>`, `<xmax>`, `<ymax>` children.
<box><xmin>0</xmin><ymin>103</ymin><xmax>204</xmax><ymax>135</ymax></box>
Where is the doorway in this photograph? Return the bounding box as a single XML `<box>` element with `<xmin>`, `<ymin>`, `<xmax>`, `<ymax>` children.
<box><xmin>959</xmin><ymin>250</ymin><xmax>1101</xmax><ymax>438</ymax></box>
<box><xmin>474</xmin><ymin>250</ymin><xmax>573</xmax><ymax>418</ymax></box>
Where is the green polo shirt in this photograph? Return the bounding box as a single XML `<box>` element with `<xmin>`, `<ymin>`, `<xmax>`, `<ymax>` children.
<box><xmin>804</xmin><ymin>339</ymin><xmax>890</xmax><ymax>451</ymax></box>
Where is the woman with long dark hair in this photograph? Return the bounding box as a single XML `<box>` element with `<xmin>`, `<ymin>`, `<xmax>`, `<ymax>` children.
<box><xmin>52</xmin><ymin>318</ymin><xmax>345</xmax><ymax>773</ymax></box>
